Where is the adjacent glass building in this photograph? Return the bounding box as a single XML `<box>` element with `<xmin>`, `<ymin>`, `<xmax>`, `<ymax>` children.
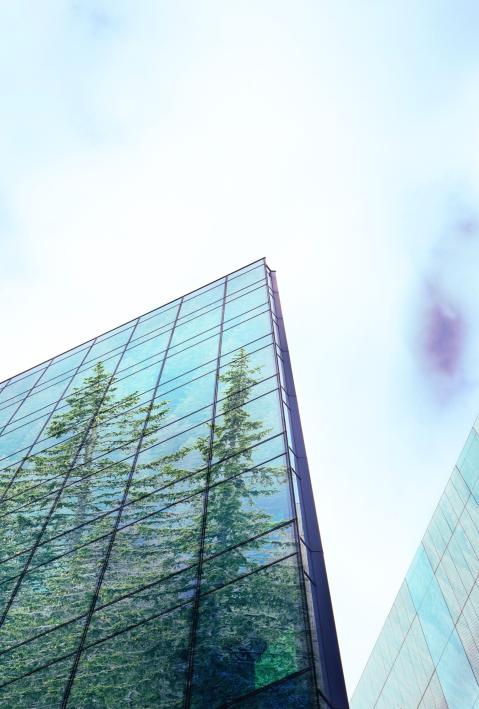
<box><xmin>0</xmin><ymin>259</ymin><xmax>347</xmax><ymax>708</ymax></box>
<box><xmin>352</xmin><ymin>418</ymin><xmax>479</xmax><ymax>708</ymax></box>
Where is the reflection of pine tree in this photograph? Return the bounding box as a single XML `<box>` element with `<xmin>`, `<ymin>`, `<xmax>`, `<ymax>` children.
<box><xmin>0</xmin><ymin>362</ymin><xmax>186</xmax><ymax>707</ymax></box>
<box><xmin>191</xmin><ymin>349</ymin><xmax>308</xmax><ymax>707</ymax></box>
<box><xmin>0</xmin><ymin>352</ymin><xmax>311</xmax><ymax>707</ymax></box>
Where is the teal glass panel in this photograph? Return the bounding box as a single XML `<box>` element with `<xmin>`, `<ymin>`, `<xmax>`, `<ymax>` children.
<box><xmin>0</xmin><ymin>366</ymin><xmax>47</xmax><ymax>407</ymax></box>
<box><xmin>226</xmin><ymin>263</ymin><xmax>266</xmax><ymax>296</ymax></box>
<box><xmin>180</xmin><ymin>283</ymin><xmax>224</xmax><ymax>318</ymax></box>
<box><xmin>38</xmin><ymin>343</ymin><xmax>92</xmax><ymax>387</ymax></box>
<box><xmin>160</xmin><ymin>334</ymin><xmax>220</xmax><ymax>384</ymax></box>
<box><xmin>81</xmin><ymin>323</ymin><xmax>135</xmax><ymax>365</ymax></box>
<box><xmin>118</xmin><ymin>328</ymin><xmax>171</xmax><ymax>374</ymax></box>
<box><xmin>203</xmin><ymin>458</ymin><xmax>292</xmax><ymax>558</ymax></box>
<box><xmin>1</xmin><ymin>534</ymin><xmax>109</xmax><ymax>641</ymax></box>
<box><xmin>436</xmin><ymin>630</ymin><xmax>479</xmax><ymax>707</ymax></box>
<box><xmin>0</xmin><ymin>401</ymin><xmax>21</xmax><ymax>430</ymax></box>
<box><xmin>134</xmin><ymin>300</ymin><xmax>179</xmax><ymax>340</ymax></box>
<box><xmin>223</xmin><ymin>282</ymin><xmax>269</xmax><ymax>322</ymax></box>
<box><xmin>0</xmin><ymin>414</ymin><xmax>51</xmax><ymax>462</ymax></box>
<box><xmin>221</xmin><ymin>311</ymin><xmax>271</xmax><ymax>355</ymax></box>
<box><xmin>458</xmin><ymin>430</ymin><xmax>479</xmax><ymax>491</ymax></box>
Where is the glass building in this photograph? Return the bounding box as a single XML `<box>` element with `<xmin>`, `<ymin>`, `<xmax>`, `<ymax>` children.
<box><xmin>352</xmin><ymin>417</ymin><xmax>479</xmax><ymax>708</ymax></box>
<box><xmin>0</xmin><ymin>259</ymin><xmax>347</xmax><ymax>708</ymax></box>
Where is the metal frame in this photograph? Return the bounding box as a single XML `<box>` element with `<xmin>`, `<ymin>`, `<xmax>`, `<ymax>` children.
<box><xmin>269</xmin><ymin>267</ymin><xmax>349</xmax><ymax>709</ymax></box>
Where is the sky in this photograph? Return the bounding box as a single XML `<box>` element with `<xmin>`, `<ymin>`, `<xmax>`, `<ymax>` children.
<box><xmin>1</xmin><ymin>0</ymin><xmax>479</xmax><ymax>696</ymax></box>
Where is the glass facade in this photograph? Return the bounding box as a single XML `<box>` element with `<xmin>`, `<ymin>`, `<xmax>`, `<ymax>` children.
<box><xmin>352</xmin><ymin>418</ymin><xmax>479</xmax><ymax>709</ymax></box>
<box><xmin>0</xmin><ymin>259</ymin><xmax>347</xmax><ymax>708</ymax></box>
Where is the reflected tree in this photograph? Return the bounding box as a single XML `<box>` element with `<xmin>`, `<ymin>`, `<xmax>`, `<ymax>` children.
<box><xmin>190</xmin><ymin>349</ymin><xmax>309</xmax><ymax>706</ymax></box>
<box><xmin>0</xmin><ymin>351</ymin><xmax>312</xmax><ymax>707</ymax></box>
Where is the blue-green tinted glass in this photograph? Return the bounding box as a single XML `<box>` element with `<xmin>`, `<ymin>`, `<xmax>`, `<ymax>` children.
<box><xmin>353</xmin><ymin>420</ymin><xmax>479</xmax><ymax>708</ymax></box>
<box><xmin>0</xmin><ymin>263</ymin><xmax>325</xmax><ymax>707</ymax></box>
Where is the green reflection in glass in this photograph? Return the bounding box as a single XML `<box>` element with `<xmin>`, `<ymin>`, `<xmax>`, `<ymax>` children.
<box><xmin>69</xmin><ymin>603</ymin><xmax>193</xmax><ymax>708</ymax></box>
<box><xmin>191</xmin><ymin>557</ymin><xmax>309</xmax><ymax>707</ymax></box>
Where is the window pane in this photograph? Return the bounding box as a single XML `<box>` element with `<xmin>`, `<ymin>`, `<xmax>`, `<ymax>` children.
<box><xmin>190</xmin><ymin>556</ymin><xmax>310</xmax><ymax>707</ymax></box>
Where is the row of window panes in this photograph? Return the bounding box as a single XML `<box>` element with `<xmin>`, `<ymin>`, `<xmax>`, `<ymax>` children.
<box><xmin>0</xmin><ymin>261</ymin><xmax>265</xmax><ymax>401</ymax></box>
<box><xmin>0</xmin><ymin>375</ymin><xmax>282</xmax><ymax>554</ymax></box>
<box><xmin>0</xmin><ymin>553</ymin><xmax>315</xmax><ymax>708</ymax></box>
<box><xmin>0</xmin><ymin>333</ymin><xmax>276</xmax><ymax>508</ymax></box>
<box><xmin>0</xmin><ymin>388</ymin><xmax>286</xmax><ymax>581</ymax></box>
<box><xmin>0</xmin><ymin>305</ymin><xmax>273</xmax><ymax>467</ymax></box>
<box><xmin>0</xmin><ymin>286</ymin><xmax>269</xmax><ymax>440</ymax></box>
<box><xmin>0</xmin><ymin>263</ymin><xmax>267</xmax><ymax>414</ymax></box>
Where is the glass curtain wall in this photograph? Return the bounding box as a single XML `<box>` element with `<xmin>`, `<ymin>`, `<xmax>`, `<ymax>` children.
<box><xmin>0</xmin><ymin>259</ymin><xmax>342</xmax><ymax>708</ymax></box>
<box><xmin>352</xmin><ymin>419</ymin><xmax>479</xmax><ymax>709</ymax></box>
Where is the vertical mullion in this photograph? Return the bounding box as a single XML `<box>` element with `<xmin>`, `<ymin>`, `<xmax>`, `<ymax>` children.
<box><xmin>264</xmin><ymin>265</ymin><xmax>322</xmax><ymax>705</ymax></box>
<box><xmin>60</xmin><ymin>297</ymin><xmax>185</xmax><ymax>707</ymax></box>
<box><xmin>183</xmin><ymin>276</ymin><xmax>228</xmax><ymax>708</ymax></box>
<box><xmin>269</xmin><ymin>268</ymin><xmax>348</xmax><ymax>709</ymax></box>
<box><xmin>0</xmin><ymin>339</ymin><xmax>100</xmax><ymax>505</ymax></box>
<box><xmin>0</xmin><ymin>319</ymin><xmax>141</xmax><ymax>630</ymax></box>
<box><xmin>0</xmin><ymin>359</ymin><xmax>54</xmax><ymax>437</ymax></box>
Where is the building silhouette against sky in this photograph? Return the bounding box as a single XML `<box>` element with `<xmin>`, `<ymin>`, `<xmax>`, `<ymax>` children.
<box><xmin>352</xmin><ymin>417</ymin><xmax>479</xmax><ymax>708</ymax></box>
<box><xmin>0</xmin><ymin>259</ymin><xmax>347</xmax><ymax>708</ymax></box>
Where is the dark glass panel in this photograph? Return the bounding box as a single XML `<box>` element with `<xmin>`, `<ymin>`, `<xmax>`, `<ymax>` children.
<box><xmin>0</xmin><ymin>618</ymin><xmax>83</xmax><ymax>687</ymax></box>
<box><xmin>0</xmin><ymin>656</ymin><xmax>73</xmax><ymax>708</ymax></box>
<box><xmin>1</xmin><ymin>535</ymin><xmax>109</xmax><ymax>642</ymax></box>
<box><xmin>68</xmin><ymin>603</ymin><xmax>193</xmax><ymax>708</ymax></box>
<box><xmin>190</xmin><ymin>556</ymin><xmax>310</xmax><ymax>707</ymax></box>
<box><xmin>236</xmin><ymin>671</ymin><xmax>316</xmax><ymax>708</ymax></box>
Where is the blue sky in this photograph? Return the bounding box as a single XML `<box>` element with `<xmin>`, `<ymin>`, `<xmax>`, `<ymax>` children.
<box><xmin>1</xmin><ymin>0</ymin><xmax>479</xmax><ymax>694</ymax></box>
